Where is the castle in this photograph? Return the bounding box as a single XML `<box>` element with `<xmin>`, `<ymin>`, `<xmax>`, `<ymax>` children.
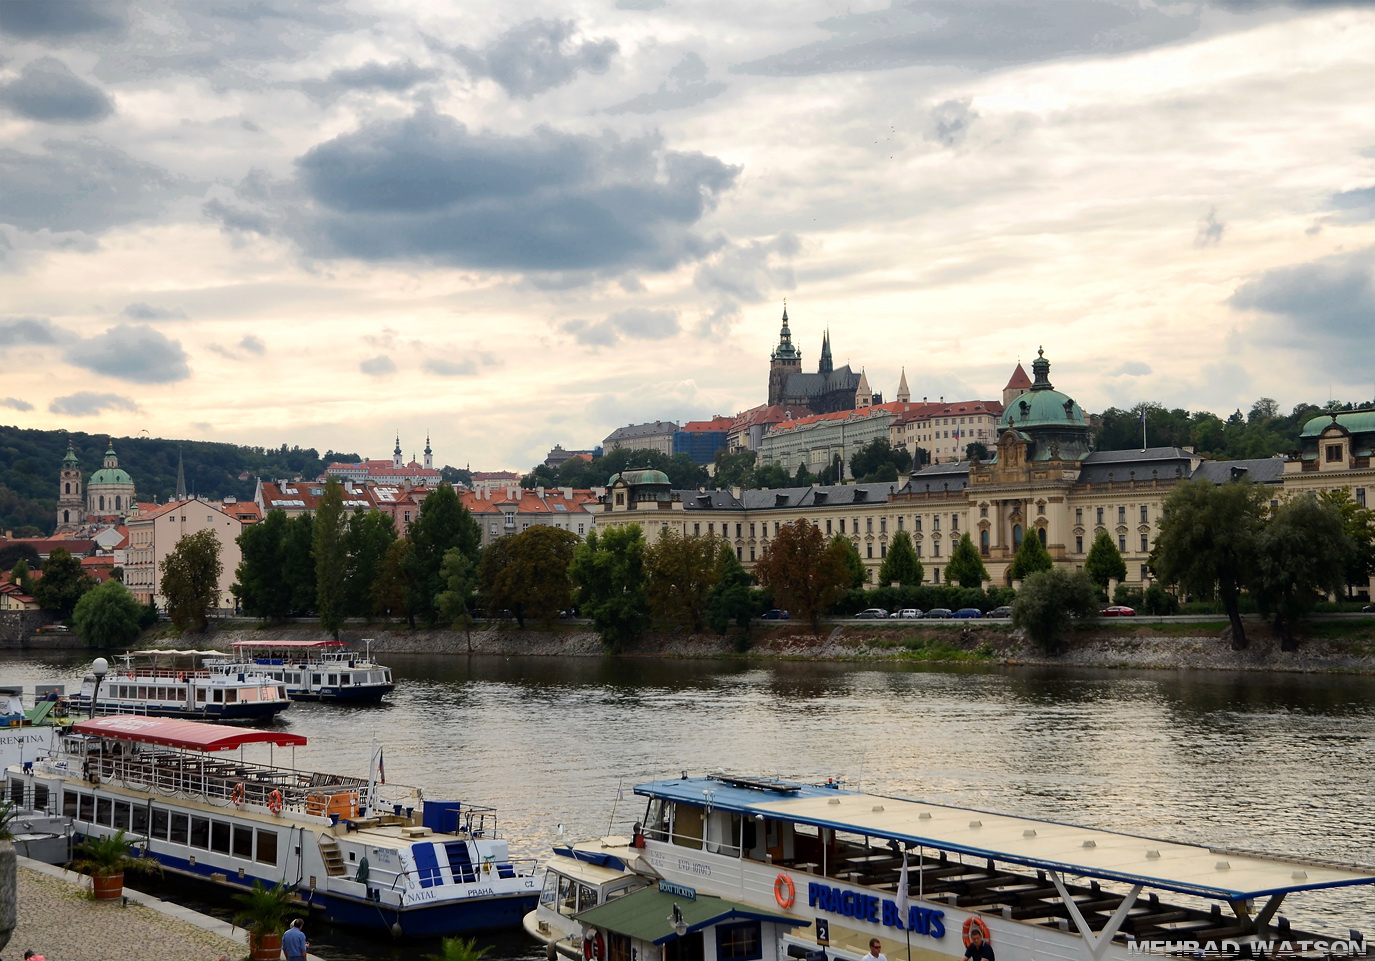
<box><xmin>766</xmin><ymin>305</ymin><xmax>882</xmax><ymax>414</ymax></box>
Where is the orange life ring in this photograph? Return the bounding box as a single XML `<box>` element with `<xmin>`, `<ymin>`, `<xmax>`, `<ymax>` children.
<box><xmin>774</xmin><ymin>872</ymin><xmax>796</xmax><ymax>909</ymax></box>
<box><xmin>583</xmin><ymin>931</ymin><xmax>605</xmax><ymax>961</ymax></box>
<box><xmin>962</xmin><ymin>916</ymin><xmax>990</xmax><ymax>947</ymax></box>
<box><xmin>268</xmin><ymin>789</ymin><xmax>284</xmax><ymax>814</ymax></box>
<box><xmin>230</xmin><ymin>782</ymin><xmax>246</xmax><ymax>806</ymax></box>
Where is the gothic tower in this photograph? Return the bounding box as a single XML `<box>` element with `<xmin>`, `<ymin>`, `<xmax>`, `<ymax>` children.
<box><xmin>855</xmin><ymin>369</ymin><xmax>873</xmax><ymax>409</ymax></box>
<box><xmin>767</xmin><ymin>304</ymin><xmax>802</xmax><ymax>407</ymax></box>
<box><xmin>896</xmin><ymin>367</ymin><xmax>910</xmax><ymax>404</ymax></box>
<box><xmin>56</xmin><ymin>441</ymin><xmax>83</xmax><ymax>532</ymax></box>
<box><xmin>818</xmin><ymin>329</ymin><xmax>834</xmax><ymax>377</ymax></box>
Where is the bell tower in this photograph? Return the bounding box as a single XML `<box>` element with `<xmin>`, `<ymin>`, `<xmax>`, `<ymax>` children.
<box><xmin>768</xmin><ymin>302</ymin><xmax>802</xmax><ymax>406</ymax></box>
<box><xmin>56</xmin><ymin>441</ymin><xmax>83</xmax><ymax>532</ymax></box>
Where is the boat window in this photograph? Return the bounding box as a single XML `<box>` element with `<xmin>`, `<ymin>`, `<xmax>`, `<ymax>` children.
<box><xmin>673</xmin><ymin>804</ymin><xmax>704</xmax><ymax>849</ymax></box>
<box><xmin>328</xmin><ymin>675</ymin><xmax>338</xmax><ymax>686</ymax></box>
<box><xmin>197</xmin><ymin>689</ymin><xmax>206</xmax><ymax>703</ymax></box>
<box><xmin>341</xmin><ymin>675</ymin><xmax>351</xmax><ymax>685</ymax></box>
<box><xmin>33</xmin><ymin>783</ymin><xmax>48</xmax><ymax>811</ymax></box>
<box><xmin>211</xmin><ymin>820</ymin><xmax>231</xmax><ymax>854</ymax></box>
<box><xmin>256</xmin><ymin>829</ymin><xmax>278</xmax><ymax>866</ymax></box>
<box><xmin>313</xmin><ymin>675</ymin><xmax>322</xmax><ymax>686</ymax></box>
<box><xmin>190</xmin><ymin>816</ymin><xmax>210</xmax><ymax>848</ymax></box>
<box><xmin>152</xmin><ymin>807</ymin><xmax>169</xmax><ymax>839</ymax></box>
<box><xmin>63</xmin><ymin>789</ymin><xmax>78</xmax><ymax>818</ymax></box>
<box><xmin>6</xmin><ymin>778</ymin><xmax>21</xmax><ymax>805</ymax></box>
<box><xmin>609</xmin><ymin>933</ymin><xmax>632</xmax><ymax>961</ymax></box>
<box><xmin>540</xmin><ymin>871</ymin><xmax>559</xmax><ymax>906</ymax></box>
<box><xmin>557</xmin><ymin>874</ymin><xmax>577</xmax><ymax>916</ymax></box>
<box><xmin>132</xmin><ymin>803</ymin><xmax>148</xmax><ymax>835</ymax></box>
<box><xmin>79</xmin><ymin>793</ymin><xmax>94</xmax><ymax>822</ymax></box>
<box><xmin>137</xmin><ymin>686</ymin><xmax>148</xmax><ymax>699</ymax></box>
<box><xmin>704</xmin><ymin>810</ymin><xmax>741</xmax><ymax>856</ymax></box>
<box><xmin>233</xmin><ymin>825</ymin><xmax>253</xmax><ymax>859</ymax></box>
<box><xmin>225</xmin><ymin>690</ymin><xmax>238</xmax><ymax>704</ymax></box>
<box><xmin>579</xmin><ymin>883</ymin><xmax>600</xmax><ymax>913</ymax></box>
<box><xmin>645</xmin><ymin>799</ymin><xmax>670</xmax><ymax>841</ymax></box>
<box><xmin>171</xmin><ymin>812</ymin><xmax>190</xmax><ymax>845</ymax></box>
<box><xmin>114</xmin><ymin>800</ymin><xmax>131</xmax><ymax>829</ymax></box>
<box><xmin>96</xmin><ymin>796</ymin><xmax>112</xmax><ymax>826</ymax></box>
<box><xmin>717</xmin><ymin>921</ymin><xmax>763</xmax><ymax>961</ymax></box>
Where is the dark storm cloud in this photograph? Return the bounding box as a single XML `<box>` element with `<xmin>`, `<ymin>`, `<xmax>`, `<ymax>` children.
<box><xmin>0</xmin><ymin>138</ymin><xmax>192</xmax><ymax>233</ymax></box>
<box><xmin>0</xmin><ymin>57</ymin><xmax>114</xmax><ymax>124</ymax></box>
<box><xmin>733</xmin><ymin>1</ymin><xmax>1199</xmax><ymax>77</ymax></box>
<box><xmin>288</xmin><ymin>111</ymin><xmax>738</xmax><ymax>273</ymax></box>
<box><xmin>1229</xmin><ymin>247</ymin><xmax>1375</xmax><ymax>375</ymax></box>
<box><xmin>299</xmin><ymin>60</ymin><xmax>440</xmax><ymax>102</ymax></box>
<box><xmin>0</xmin><ymin>316</ymin><xmax>60</xmax><ymax>346</ymax></box>
<box><xmin>65</xmin><ymin>324</ymin><xmax>191</xmax><ymax>384</ymax></box>
<box><xmin>47</xmin><ymin>391</ymin><xmax>138</xmax><ymax>416</ymax></box>
<box><xmin>0</xmin><ymin>1</ymin><xmax>126</xmax><ymax>40</ymax></box>
<box><xmin>604</xmin><ymin>53</ymin><xmax>726</xmax><ymax>115</ymax></box>
<box><xmin>122</xmin><ymin>302</ymin><xmax>187</xmax><ymax>321</ymax></box>
<box><xmin>562</xmin><ymin>308</ymin><xmax>680</xmax><ymax>347</ymax></box>
<box><xmin>1</xmin><ymin>397</ymin><xmax>35</xmax><ymax>412</ymax></box>
<box><xmin>449</xmin><ymin>19</ymin><xmax>618</xmax><ymax>99</ymax></box>
<box><xmin>927</xmin><ymin>99</ymin><xmax>977</xmax><ymax>147</ymax></box>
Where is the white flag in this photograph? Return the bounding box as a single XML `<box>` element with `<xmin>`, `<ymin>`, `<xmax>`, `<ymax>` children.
<box><xmin>895</xmin><ymin>850</ymin><xmax>910</xmax><ymax>921</ymax></box>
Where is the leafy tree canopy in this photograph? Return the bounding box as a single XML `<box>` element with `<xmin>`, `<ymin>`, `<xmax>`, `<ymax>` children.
<box><xmin>569</xmin><ymin>526</ymin><xmax>650</xmax><ymax>651</ymax></box>
<box><xmin>849</xmin><ymin>438</ymin><xmax>912</xmax><ymax>483</ymax></box>
<box><xmin>1083</xmin><ymin>530</ymin><xmax>1127</xmax><ymax>589</ymax></box>
<box><xmin>944</xmin><ymin>532</ymin><xmax>988</xmax><ymax>588</ymax></box>
<box><xmin>479</xmin><ymin>526</ymin><xmax>580</xmax><ymax>628</ymax></box>
<box><xmin>1007</xmin><ymin>528</ymin><xmax>1053</xmax><ymax>581</ymax></box>
<box><xmin>645</xmin><ymin>529</ymin><xmax>722</xmax><ymax>631</ymax></box>
<box><xmin>1011</xmin><ymin>567</ymin><xmax>1099</xmax><ymax>654</ymax></box>
<box><xmin>524</xmin><ymin>447</ymin><xmax>708</xmax><ymax>491</ymax></box>
<box><xmin>877</xmin><ymin>529</ymin><xmax>923</xmax><ymax>587</ymax></box>
<box><xmin>73</xmin><ymin>579</ymin><xmax>145</xmax><ymax>649</ymax></box>
<box><xmin>160</xmin><ymin>529</ymin><xmax>223</xmax><ymax>632</ymax></box>
<box><xmin>1255</xmin><ymin>495</ymin><xmax>1352</xmax><ymax>650</ymax></box>
<box><xmin>33</xmin><ymin>547</ymin><xmax>95</xmax><ymax>616</ymax></box>
<box><xmin>830</xmin><ymin>533</ymin><xmax>866</xmax><ymax>588</ymax></box>
<box><xmin>755</xmin><ymin>521</ymin><xmax>851</xmax><ymax>630</ymax></box>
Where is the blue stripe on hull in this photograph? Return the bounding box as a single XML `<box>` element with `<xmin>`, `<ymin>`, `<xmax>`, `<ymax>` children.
<box><xmin>68</xmin><ymin>699</ymin><xmax>288</xmax><ymax>721</ymax></box>
<box><xmin>287</xmin><ymin>685</ymin><xmax>394</xmax><ymax>703</ymax></box>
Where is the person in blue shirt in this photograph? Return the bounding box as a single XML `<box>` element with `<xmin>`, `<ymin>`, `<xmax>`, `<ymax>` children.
<box><xmin>282</xmin><ymin>918</ymin><xmax>308</xmax><ymax>961</ymax></box>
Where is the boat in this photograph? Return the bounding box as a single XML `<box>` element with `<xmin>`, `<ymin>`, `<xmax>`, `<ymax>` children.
<box><xmin>67</xmin><ymin>652</ymin><xmax>291</xmax><ymax>722</ymax></box>
<box><xmin>583</xmin><ymin>774</ymin><xmax>1374</xmax><ymax>961</ymax></box>
<box><xmin>0</xmin><ymin>684</ymin><xmax>70</xmax><ymax>772</ymax></box>
<box><xmin>220</xmin><ymin>639</ymin><xmax>395</xmax><ymax>703</ymax></box>
<box><xmin>522</xmin><ymin>835</ymin><xmax>653</xmax><ymax>958</ymax></box>
<box><xmin>5</xmin><ymin>715</ymin><xmax>542</xmax><ymax>937</ymax></box>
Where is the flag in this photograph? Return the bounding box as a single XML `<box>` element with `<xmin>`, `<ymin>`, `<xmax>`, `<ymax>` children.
<box><xmin>378</xmin><ymin>747</ymin><xmax>386</xmax><ymax>784</ymax></box>
<box><xmin>895</xmin><ymin>850</ymin><xmax>910</xmax><ymax>920</ymax></box>
<box><xmin>1139</xmin><ymin>409</ymin><xmax>1147</xmax><ymax>426</ymax></box>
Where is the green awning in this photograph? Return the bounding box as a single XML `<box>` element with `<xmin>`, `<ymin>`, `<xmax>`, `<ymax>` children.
<box><xmin>575</xmin><ymin>887</ymin><xmax>810</xmax><ymax>945</ymax></box>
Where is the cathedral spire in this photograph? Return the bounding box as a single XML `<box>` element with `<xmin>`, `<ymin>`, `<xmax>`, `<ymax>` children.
<box><xmin>175</xmin><ymin>448</ymin><xmax>187</xmax><ymax>502</ymax></box>
<box><xmin>771</xmin><ymin>301</ymin><xmax>800</xmax><ymax>362</ymax></box>
<box><xmin>819</xmin><ymin>328</ymin><xmax>834</xmax><ymax>376</ymax></box>
<box><xmin>896</xmin><ymin>367</ymin><xmax>910</xmax><ymax>404</ymax></box>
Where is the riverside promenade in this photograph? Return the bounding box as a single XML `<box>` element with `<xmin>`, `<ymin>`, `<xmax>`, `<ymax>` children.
<box><xmin>12</xmin><ymin>857</ymin><xmax>322</xmax><ymax>960</ymax></box>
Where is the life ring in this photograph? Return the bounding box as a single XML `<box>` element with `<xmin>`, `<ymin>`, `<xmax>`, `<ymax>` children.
<box><xmin>268</xmin><ymin>789</ymin><xmax>284</xmax><ymax>814</ymax></box>
<box><xmin>582</xmin><ymin>931</ymin><xmax>605</xmax><ymax>961</ymax></box>
<box><xmin>774</xmin><ymin>872</ymin><xmax>796</xmax><ymax>909</ymax></box>
<box><xmin>230</xmin><ymin>782</ymin><xmax>246</xmax><ymax>806</ymax></box>
<box><xmin>962</xmin><ymin>916</ymin><xmax>990</xmax><ymax>947</ymax></box>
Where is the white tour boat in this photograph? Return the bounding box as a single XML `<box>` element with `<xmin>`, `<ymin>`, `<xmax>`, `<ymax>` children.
<box><xmin>601</xmin><ymin>774</ymin><xmax>1373</xmax><ymax>961</ymax></box>
<box><xmin>222</xmin><ymin>639</ymin><xmax>395</xmax><ymax>703</ymax></box>
<box><xmin>5</xmin><ymin>715</ymin><xmax>541</xmax><ymax>938</ymax></box>
<box><xmin>68</xmin><ymin>652</ymin><xmax>291</xmax><ymax>722</ymax></box>
<box><xmin>523</xmin><ymin>834</ymin><xmax>653</xmax><ymax>958</ymax></box>
<box><xmin>0</xmin><ymin>684</ymin><xmax>69</xmax><ymax>772</ymax></box>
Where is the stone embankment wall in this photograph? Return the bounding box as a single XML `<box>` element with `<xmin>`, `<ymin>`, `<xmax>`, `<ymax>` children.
<box><xmin>195</xmin><ymin>620</ymin><xmax>1375</xmax><ymax>674</ymax></box>
<box><xmin>0</xmin><ymin>612</ymin><xmax>81</xmax><ymax>649</ymax></box>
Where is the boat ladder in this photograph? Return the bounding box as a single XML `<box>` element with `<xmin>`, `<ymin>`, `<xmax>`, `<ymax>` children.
<box><xmin>318</xmin><ymin>837</ymin><xmax>348</xmax><ymax>877</ymax></box>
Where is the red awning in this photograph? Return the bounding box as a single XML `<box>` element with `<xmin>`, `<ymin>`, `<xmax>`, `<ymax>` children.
<box><xmin>71</xmin><ymin>716</ymin><xmax>307</xmax><ymax>751</ymax></box>
<box><xmin>230</xmin><ymin>640</ymin><xmax>349</xmax><ymax>650</ymax></box>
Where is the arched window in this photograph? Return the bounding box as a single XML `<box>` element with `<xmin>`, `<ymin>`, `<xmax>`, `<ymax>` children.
<box><xmin>979</xmin><ymin>530</ymin><xmax>989</xmax><ymax>555</ymax></box>
<box><xmin>1038</xmin><ymin>527</ymin><xmax>1047</xmax><ymax>546</ymax></box>
<box><xmin>65</xmin><ymin>482</ymin><xmax>70</xmax><ymax>494</ymax></box>
<box><xmin>1012</xmin><ymin>524</ymin><xmax>1023</xmax><ymax>548</ymax></box>
<box><xmin>115</xmin><ymin>496</ymin><xmax>122</xmax><ymax>510</ymax></box>
<box><xmin>62</xmin><ymin>510</ymin><xmax>69</xmax><ymax>523</ymax></box>
<box><xmin>99</xmin><ymin>495</ymin><xmax>105</xmax><ymax>511</ymax></box>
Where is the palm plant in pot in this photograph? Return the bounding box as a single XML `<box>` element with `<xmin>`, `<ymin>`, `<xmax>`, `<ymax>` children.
<box><xmin>232</xmin><ymin>880</ymin><xmax>295</xmax><ymax>961</ymax></box>
<box><xmin>68</xmin><ymin>828</ymin><xmax>162</xmax><ymax>900</ymax></box>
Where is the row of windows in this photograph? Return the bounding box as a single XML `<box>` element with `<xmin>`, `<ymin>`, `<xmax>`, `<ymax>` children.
<box><xmin>60</xmin><ymin>789</ymin><xmax>279</xmax><ymax>865</ymax></box>
<box><xmin>1075</xmin><ymin>506</ymin><xmax>1150</xmax><ymax>525</ymax></box>
<box><xmin>1074</xmin><ymin>533</ymin><xmax>1151</xmax><ymax>554</ymax></box>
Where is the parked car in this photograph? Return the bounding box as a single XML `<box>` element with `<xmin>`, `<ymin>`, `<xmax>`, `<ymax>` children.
<box><xmin>923</xmin><ymin>608</ymin><xmax>953</xmax><ymax>619</ymax></box>
<box><xmin>987</xmin><ymin>606</ymin><xmax>1013</xmax><ymax>618</ymax></box>
<box><xmin>854</xmin><ymin>608</ymin><xmax>889</xmax><ymax>619</ymax></box>
<box><xmin>1100</xmin><ymin>605</ymin><xmax>1136</xmax><ymax>617</ymax></box>
<box><xmin>894</xmin><ymin>609</ymin><xmax>923</xmax><ymax>619</ymax></box>
<box><xmin>761</xmin><ymin>609</ymin><xmax>791</xmax><ymax>620</ymax></box>
<box><xmin>1362</xmin><ymin>603</ymin><xmax>1375</xmax><ymax>613</ymax></box>
<box><xmin>952</xmin><ymin>608</ymin><xmax>983</xmax><ymax>618</ymax></box>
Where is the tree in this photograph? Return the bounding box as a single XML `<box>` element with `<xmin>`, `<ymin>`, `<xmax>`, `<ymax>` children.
<box><xmin>404</xmin><ymin>483</ymin><xmax>481</xmax><ymax>627</ymax></box>
<box><xmin>1151</xmin><ymin>479</ymin><xmax>1268</xmax><ymax>650</ymax></box>
<box><xmin>877</xmin><ymin>530</ymin><xmax>923</xmax><ymax>586</ymax></box>
<box><xmin>313</xmin><ymin>478</ymin><xmax>348</xmax><ymax>637</ymax></box>
<box><xmin>712</xmin><ymin>450</ymin><xmax>758</xmax><ymax>490</ymax></box>
<box><xmin>343</xmin><ymin>509</ymin><xmax>397</xmax><ymax>618</ymax></box>
<box><xmin>706</xmin><ymin>542</ymin><xmax>756</xmax><ymax>638</ymax></box>
<box><xmin>569</xmin><ymin>526</ymin><xmax>650</xmax><ymax>651</ymax></box>
<box><xmin>754</xmin><ymin>464</ymin><xmax>793</xmax><ymax>489</ymax></box>
<box><xmin>233</xmin><ymin>510</ymin><xmax>292</xmax><ymax>621</ymax></box>
<box><xmin>372</xmin><ymin>539</ymin><xmax>415</xmax><ymax>623</ymax></box>
<box><xmin>755</xmin><ymin>521</ymin><xmax>851</xmax><ymax>631</ymax></box>
<box><xmin>1255</xmin><ymin>495</ymin><xmax>1352</xmax><ymax>650</ymax></box>
<box><xmin>282</xmin><ymin>512</ymin><xmax>317</xmax><ymax>615</ymax></box>
<box><xmin>33</xmin><ymin>547</ymin><xmax>95</xmax><ymax>616</ymax></box>
<box><xmin>829</xmin><ymin>534</ymin><xmax>866</xmax><ymax>588</ymax></box>
<box><xmin>9</xmin><ymin>558</ymin><xmax>32</xmax><ymax>596</ymax></box>
<box><xmin>793</xmin><ymin>463</ymin><xmax>815</xmax><ymax>486</ymax></box>
<box><xmin>160</xmin><ymin>529</ymin><xmax>223</xmax><ymax>632</ymax></box>
<box><xmin>965</xmin><ymin>441</ymin><xmax>990</xmax><ymax>462</ymax></box>
<box><xmin>1318</xmin><ymin>488</ymin><xmax>1375</xmax><ymax>598</ymax></box>
<box><xmin>72</xmin><ymin>579</ymin><xmax>144</xmax><ymax>649</ymax></box>
<box><xmin>645</xmin><ymin>529</ymin><xmax>722</xmax><ymax>631</ymax></box>
<box><xmin>1012</xmin><ymin>568</ymin><xmax>1099</xmax><ymax>654</ymax></box>
<box><xmin>0</xmin><ymin>542</ymin><xmax>41</xmax><ymax>572</ymax></box>
<box><xmin>1083</xmin><ymin>530</ymin><xmax>1127</xmax><ymax>591</ymax></box>
<box><xmin>944</xmin><ymin>533</ymin><xmax>988</xmax><ymax>588</ymax></box>
<box><xmin>480</xmin><ymin>526</ymin><xmax>580</xmax><ymax>628</ymax></box>
<box><xmin>849</xmin><ymin>438</ymin><xmax>912</xmax><ymax>483</ymax></box>
<box><xmin>436</xmin><ymin>548</ymin><xmax>478</xmax><ymax>640</ymax></box>
<box><xmin>1007</xmin><ymin>529</ymin><xmax>1052</xmax><ymax>581</ymax></box>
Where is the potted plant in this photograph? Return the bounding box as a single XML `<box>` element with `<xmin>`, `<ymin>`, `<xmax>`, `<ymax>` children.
<box><xmin>67</xmin><ymin>828</ymin><xmax>161</xmax><ymax>900</ymax></box>
<box><xmin>232</xmin><ymin>880</ymin><xmax>295</xmax><ymax>961</ymax></box>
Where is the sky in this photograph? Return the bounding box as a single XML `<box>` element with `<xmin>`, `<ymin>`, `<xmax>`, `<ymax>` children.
<box><xmin>2</xmin><ymin>0</ymin><xmax>1374</xmax><ymax>474</ymax></box>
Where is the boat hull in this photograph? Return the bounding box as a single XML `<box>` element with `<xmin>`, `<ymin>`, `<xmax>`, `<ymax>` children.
<box><xmin>286</xmin><ymin>684</ymin><xmax>395</xmax><ymax>703</ymax></box>
<box><xmin>66</xmin><ymin>698</ymin><xmax>289</xmax><ymax>722</ymax></box>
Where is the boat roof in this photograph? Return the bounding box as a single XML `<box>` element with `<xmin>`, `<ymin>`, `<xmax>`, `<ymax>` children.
<box><xmin>71</xmin><ymin>716</ymin><xmax>307</xmax><ymax>752</ymax></box>
<box><xmin>122</xmin><ymin>649</ymin><xmax>223</xmax><ymax>657</ymax></box>
<box><xmin>576</xmin><ymin>885</ymin><xmax>807</xmax><ymax>944</ymax></box>
<box><xmin>230</xmin><ymin>640</ymin><xmax>349</xmax><ymax>650</ymax></box>
<box><xmin>637</xmin><ymin>776</ymin><xmax>1375</xmax><ymax>902</ymax></box>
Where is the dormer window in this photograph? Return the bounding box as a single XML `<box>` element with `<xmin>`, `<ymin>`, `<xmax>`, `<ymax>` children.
<box><xmin>1325</xmin><ymin>443</ymin><xmax>1343</xmax><ymax>463</ymax></box>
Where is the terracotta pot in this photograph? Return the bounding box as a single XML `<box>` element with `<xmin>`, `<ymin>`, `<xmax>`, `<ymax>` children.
<box><xmin>249</xmin><ymin>931</ymin><xmax>283</xmax><ymax>961</ymax></box>
<box><xmin>91</xmin><ymin>872</ymin><xmax>123</xmax><ymax>900</ymax></box>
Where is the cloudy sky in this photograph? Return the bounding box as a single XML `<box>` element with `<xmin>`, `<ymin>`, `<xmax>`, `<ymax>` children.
<box><xmin>2</xmin><ymin>0</ymin><xmax>1374</xmax><ymax>472</ymax></box>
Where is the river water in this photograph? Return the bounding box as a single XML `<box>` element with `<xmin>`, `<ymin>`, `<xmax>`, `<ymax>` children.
<box><xmin>4</xmin><ymin>652</ymin><xmax>1374</xmax><ymax>959</ymax></box>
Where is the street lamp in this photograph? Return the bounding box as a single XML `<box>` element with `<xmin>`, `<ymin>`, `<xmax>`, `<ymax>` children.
<box><xmin>670</xmin><ymin>903</ymin><xmax>688</xmax><ymax>938</ymax></box>
<box><xmin>89</xmin><ymin>657</ymin><xmax>109</xmax><ymax>718</ymax></box>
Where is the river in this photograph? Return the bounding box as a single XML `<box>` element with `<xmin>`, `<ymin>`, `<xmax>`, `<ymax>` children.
<box><xmin>4</xmin><ymin>652</ymin><xmax>1373</xmax><ymax>959</ymax></box>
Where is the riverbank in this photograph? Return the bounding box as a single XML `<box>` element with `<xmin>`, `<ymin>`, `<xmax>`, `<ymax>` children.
<box><xmin>188</xmin><ymin>617</ymin><xmax>1375</xmax><ymax>674</ymax></box>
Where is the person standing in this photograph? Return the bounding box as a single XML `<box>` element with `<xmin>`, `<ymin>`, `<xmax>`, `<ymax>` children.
<box><xmin>866</xmin><ymin>939</ymin><xmax>887</xmax><ymax>961</ymax></box>
<box><xmin>282</xmin><ymin>917</ymin><xmax>309</xmax><ymax>961</ymax></box>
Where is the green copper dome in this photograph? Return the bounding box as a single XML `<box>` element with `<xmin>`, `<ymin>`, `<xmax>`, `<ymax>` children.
<box><xmin>89</xmin><ymin>467</ymin><xmax>133</xmax><ymax>484</ymax></box>
<box><xmin>610</xmin><ymin>469</ymin><xmax>671</xmax><ymax>487</ymax></box>
<box><xmin>1300</xmin><ymin>410</ymin><xmax>1375</xmax><ymax>437</ymax></box>
<box><xmin>1000</xmin><ymin>350</ymin><xmax>1088</xmax><ymax>430</ymax></box>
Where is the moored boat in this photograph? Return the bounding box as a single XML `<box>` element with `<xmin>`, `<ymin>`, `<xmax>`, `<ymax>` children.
<box><xmin>67</xmin><ymin>652</ymin><xmax>291</xmax><ymax>722</ymax></box>
<box><xmin>596</xmin><ymin>774</ymin><xmax>1375</xmax><ymax>961</ymax></box>
<box><xmin>220</xmin><ymin>639</ymin><xmax>395</xmax><ymax>703</ymax></box>
<box><xmin>0</xmin><ymin>684</ymin><xmax>70</xmax><ymax>772</ymax></box>
<box><xmin>522</xmin><ymin>835</ymin><xmax>653</xmax><ymax>958</ymax></box>
<box><xmin>5</xmin><ymin>715</ymin><xmax>542</xmax><ymax>938</ymax></box>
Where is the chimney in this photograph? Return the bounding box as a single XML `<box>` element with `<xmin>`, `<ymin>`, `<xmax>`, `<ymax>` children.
<box><xmin>536</xmin><ymin>486</ymin><xmax>545</xmax><ymax>498</ymax></box>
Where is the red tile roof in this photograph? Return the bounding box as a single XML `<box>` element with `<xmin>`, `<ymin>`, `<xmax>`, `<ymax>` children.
<box><xmin>681</xmin><ymin>416</ymin><xmax>735</xmax><ymax>432</ymax></box>
<box><xmin>1005</xmin><ymin>363</ymin><xmax>1032</xmax><ymax>390</ymax></box>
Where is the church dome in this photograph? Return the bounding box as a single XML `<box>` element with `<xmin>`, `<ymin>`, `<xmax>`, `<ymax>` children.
<box><xmin>610</xmin><ymin>469</ymin><xmax>671</xmax><ymax>487</ymax></box>
<box><xmin>999</xmin><ymin>350</ymin><xmax>1087</xmax><ymax>430</ymax></box>
<box><xmin>89</xmin><ymin>466</ymin><xmax>133</xmax><ymax>485</ymax></box>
